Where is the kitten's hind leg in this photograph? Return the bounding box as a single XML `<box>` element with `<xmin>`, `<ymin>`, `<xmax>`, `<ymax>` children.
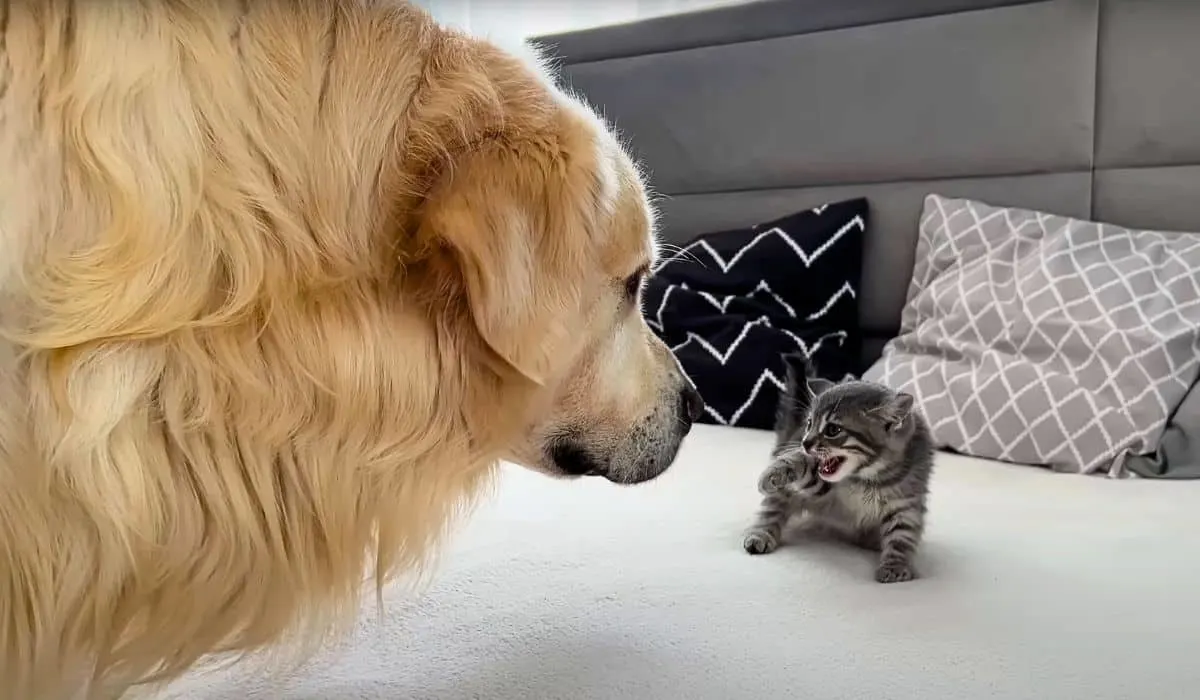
<box><xmin>744</xmin><ymin>493</ymin><xmax>795</xmax><ymax>555</ymax></box>
<box><xmin>874</xmin><ymin>503</ymin><xmax>925</xmax><ymax>583</ymax></box>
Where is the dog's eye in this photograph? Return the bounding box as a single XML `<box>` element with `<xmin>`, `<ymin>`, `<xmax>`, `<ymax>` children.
<box><xmin>624</xmin><ymin>268</ymin><xmax>647</xmax><ymax>299</ymax></box>
<box><xmin>822</xmin><ymin>423</ymin><xmax>843</xmax><ymax>439</ymax></box>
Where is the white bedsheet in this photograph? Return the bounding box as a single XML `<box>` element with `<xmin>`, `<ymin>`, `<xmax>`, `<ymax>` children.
<box><xmin>164</xmin><ymin>424</ymin><xmax>1200</xmax><ymax>700</ymax></box>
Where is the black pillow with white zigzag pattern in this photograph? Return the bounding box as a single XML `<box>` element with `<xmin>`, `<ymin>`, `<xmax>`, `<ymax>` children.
<box><xmin>643</xmin><ymin>198</ymin><xmax>867</xmax><ymax>429</ymax></box>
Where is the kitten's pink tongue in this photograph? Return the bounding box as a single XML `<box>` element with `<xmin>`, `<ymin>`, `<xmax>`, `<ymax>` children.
<box><xmin>818</xmin><ymin>456</ymin><xmax>841</xmax><ymax>476</ymax></box>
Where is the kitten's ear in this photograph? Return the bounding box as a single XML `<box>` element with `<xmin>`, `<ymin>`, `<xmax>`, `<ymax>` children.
<box><xmin>781</xmin><ymin>352</ymin><xmax>831</xmax><ymax>397</ymax></box>
<box><xmin>883</xmin><ymin>393</ymin><xmax>915</xmax><ymax>432</ymax></box>
<box><xmin>781</xmin><ymin>353</ymin><xmax>813</xmax><ymax>395</ymax></box>
<box><xmin>776</xmin><ymin>352</ymin><xmax>815</xmax><ymax>435</ymax></box>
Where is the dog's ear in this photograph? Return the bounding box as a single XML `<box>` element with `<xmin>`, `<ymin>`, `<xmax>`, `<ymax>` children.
<box><xmin>419</xmin><ymin>139</ymin><xmax>603</xmax><ymax>385</ymax></box>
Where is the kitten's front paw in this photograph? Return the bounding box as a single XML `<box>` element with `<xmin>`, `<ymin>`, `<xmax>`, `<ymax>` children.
<box><xmin>757</xmin><ymin>463</ymin><xmax>798</xmax><ymax>495</ymax></box>
<box><xmin>874</xmin><ymin>562</ymin><xmax>917</xmax><ymax>584</ymax></box>
<box><xmin>743</xmin><ymin>530</ymin><xmax>779</xmax><ymax>555</ymax></box>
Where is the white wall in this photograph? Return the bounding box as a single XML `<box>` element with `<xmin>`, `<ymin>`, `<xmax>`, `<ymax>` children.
<box><xmin>414</xmin><ymin>0</ymin><xmax>750</xmax><ymax>42</ymax></box>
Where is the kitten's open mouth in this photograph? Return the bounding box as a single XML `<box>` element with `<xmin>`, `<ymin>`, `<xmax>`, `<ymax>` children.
<box><xmin>817</xmin><ymin>455</ymin><xmax>845</xmax><ymax>479</ymax></box>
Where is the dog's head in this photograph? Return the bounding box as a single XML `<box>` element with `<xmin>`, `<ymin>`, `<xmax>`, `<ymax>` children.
<box><xmin>415</xmin><ymin>53</ymin><xmax>702</xmax><ymax>484</ymax></box>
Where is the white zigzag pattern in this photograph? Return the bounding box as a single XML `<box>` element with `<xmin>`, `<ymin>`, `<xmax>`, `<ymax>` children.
<box><xmin>670</xmin><ymin>317</ymin><xmax>769</xmax><ymax>364</ymax></box>
<box><xmin>805</xmin><ymin>281</ymin><xmax>856</xmax><ymax>322</ymax></box>
<box><xmin>702</xmin><ymin>369</ymin><xmax>786</xmax><ymax>426</ymax></box>
<box><xmin>687</xmin><ymin>215</ymin><xmax>863</xmax><ymax>273</ymax></box>
<box><xmin>695</xmin><ymin>280</ymin><xmax>797</xmax><ymax>318</ymax></box>
<box><xmin>674</xmin><ymin>328</ymin><xmax>848</xmax><ymax>426</ymax></box>
<box><xmin>780</xmin><ymin>329</ymin><xmax>848</xmax><ymax>358</ymax></box>
<box><xmin>647</xmin><ymin>279</ymin><xmax>811</xmax><ymax>331</ymax></box>
<box><xmin>646</xmin><ymin>203</ymin><xmax>857</xmax><ymax>427</ymax></box>
<box><xmin>670</xmin><ymin>317</ymin><xmax>846</xmax><ymax>367</ymax></box>
<box><xmin>646</xmin><ymin>282</ymin><xmax>683</xmax><ymax>332</ymax></box>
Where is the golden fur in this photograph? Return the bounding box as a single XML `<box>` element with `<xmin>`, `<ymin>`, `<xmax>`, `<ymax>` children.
<box><xmin>0</xmin><ymin>1</ymin><xmax>699</xmax><ymax>697</ymax></box>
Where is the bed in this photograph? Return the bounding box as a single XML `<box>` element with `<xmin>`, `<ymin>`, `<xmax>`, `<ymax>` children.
<box><xmin>165</xmin><ymin>1</ymin><xmax>1200</xmax><ymax>698</ymax></box>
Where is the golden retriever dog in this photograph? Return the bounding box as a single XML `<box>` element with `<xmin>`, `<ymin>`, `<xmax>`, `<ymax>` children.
<box><xmin>0</xmin><ymin>1</ymin><xmax>703</xmax><ymax>697</ymax></box>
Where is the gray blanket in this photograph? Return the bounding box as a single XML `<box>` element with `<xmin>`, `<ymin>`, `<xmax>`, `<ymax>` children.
<box><xmin>1128</xmin><ymin>379</ymin><xmax>1200</xmax><ymax>479</ymax></box>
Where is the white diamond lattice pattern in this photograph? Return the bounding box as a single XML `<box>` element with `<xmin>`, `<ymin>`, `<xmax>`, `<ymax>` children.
<box><xmin>864</xmin><ymin>195</ymin><xmax>1200</xmax><ymax>475</ymax></box>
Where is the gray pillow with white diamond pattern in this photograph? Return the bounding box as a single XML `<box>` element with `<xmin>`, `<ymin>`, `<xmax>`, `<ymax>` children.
<box><xmin>864</xmin><ymin>194</ymin><xmax>1200</xmax><ymax>476</ymax></box>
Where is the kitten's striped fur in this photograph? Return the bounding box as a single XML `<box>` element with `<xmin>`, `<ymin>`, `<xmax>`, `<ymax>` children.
<box><xmin>744</xmin><ymin>353</ymin><xmax>934</xmax><ymax>583</ymax></box>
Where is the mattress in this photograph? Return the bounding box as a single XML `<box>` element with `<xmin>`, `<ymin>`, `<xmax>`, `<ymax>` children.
<box><xmin>164</xmin><ymin>424</ymin><xmax>1200</xmax><ymax>700</ymax></box>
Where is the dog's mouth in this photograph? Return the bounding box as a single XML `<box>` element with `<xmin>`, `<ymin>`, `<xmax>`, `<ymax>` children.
<box><xmin>817</xmin><ymin>454</ymin><xmax>846</xmax><ymax>480</ymax></box>
<box><xmin>546</xmin><ymin>436</ymin><xmax>676</xmax><ymax>485</ymax></box>
<box><xmin>548</xmin><ymin>439</ymin><xmax>617</xmax><ymax>481</ymax></box>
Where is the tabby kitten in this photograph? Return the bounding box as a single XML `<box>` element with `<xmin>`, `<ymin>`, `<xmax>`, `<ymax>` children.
<box><xmin>743</xmin><ymin>353</ymin><xmax>934</xmax><ymax>583</ymax></box>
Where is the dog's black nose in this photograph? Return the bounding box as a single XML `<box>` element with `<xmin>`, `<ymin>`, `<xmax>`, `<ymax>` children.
<box><xmin>680</xmin><ymin>384</ymin><xmax>705</xmax><ymax>424</ymax></box>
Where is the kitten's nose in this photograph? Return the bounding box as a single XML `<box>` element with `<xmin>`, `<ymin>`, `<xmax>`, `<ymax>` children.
<box><xmin>802</xmin><ymin>438</ymin><xmax>815</xmax><ymax>451</ymax></box>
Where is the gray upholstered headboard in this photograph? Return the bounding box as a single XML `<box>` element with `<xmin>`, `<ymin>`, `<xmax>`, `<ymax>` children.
<box><xmin>534</xmin><ymin>0</ymin><xmax>1200</xmax><ymax>364</ymax></box>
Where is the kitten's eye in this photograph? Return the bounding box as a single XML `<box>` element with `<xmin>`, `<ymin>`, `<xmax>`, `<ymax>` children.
<box><xmin>822</xmin><ymin>423</ymin><xmax>843</xmax><ymax>439</ymax></box>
